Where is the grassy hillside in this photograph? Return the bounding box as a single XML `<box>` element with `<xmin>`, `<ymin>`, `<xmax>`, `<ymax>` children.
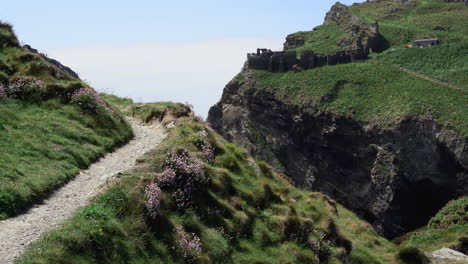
<box><xmin>252</xmin><ymin>60</ymin><xmax>468</xmax><ymax>136</ymax></box>
<box><xmin>0</xmin><ymin>23</ymin><xmax>132</xmax><ymax>219</ymax></box>
<box><xmin>17</xmin><ymin>103</ymin><xmax>399</xmax><ymax>264</ymax></box>
<box><xmin>288</xmin><ymin>22</ymin><xmax>347</xmax><ymax>55</ymax></box>
<box><xmin>349</xmin><ymin>0</ymin><xmax>468</xmax><ymax>45</ymax></box>
<box><xmin>372</xmin><ymin>40</ymin><xmax>468</xmax><ymax>86</ymax></box>
<box><xmin>285</xmin><ymin>0</ymin><xmax>467</xmax><ymax>86</ymax></box>
<box><xmin>398</xmin><ymin>197</ymin><xmax>468</xmax><ymax>252</ymax></box>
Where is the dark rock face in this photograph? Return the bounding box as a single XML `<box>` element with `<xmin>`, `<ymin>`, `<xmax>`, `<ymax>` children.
<box><xmin>283</xmin><ymin>34</ymin><xmax>305</xmax><ymax>50</ymax></box>
<box><xmin>23</xmin><ymin>45</ymin><xmax>80</xmax><ymax>79</ymax></box>
<box><xmin>208</xmin><ymin>70</ymin><xmax>468</xmax><ymax>238</ymax></box>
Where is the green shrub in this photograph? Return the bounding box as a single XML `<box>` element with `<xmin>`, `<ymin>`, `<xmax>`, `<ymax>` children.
<box><xmin>397</xmin><ymin>247</ymin><xmax>429</xmax><ymax>264</ymax></box>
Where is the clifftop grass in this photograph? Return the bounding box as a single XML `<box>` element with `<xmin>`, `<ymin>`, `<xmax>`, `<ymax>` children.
<box><xmin>0</xmin><ymin>24</ymin><xmax>132</xmax><ymax>219</ymax></box>
<box><xmin>349</xmin><ymin>0</ymin><xmax>468</xmax><ymax>45</ymax></box>
<box><xmin>252</xmin><ymin>60</ymin><xmax>468</xmax><ymax>137</ymax></box>
<box><xmin>18</xmin><ymin>105</ymin><xmax>398</xmax><ymax>264</ymax></box>
<box><xmin>287</xmin><ymin>22</ymin><xmax>347</xmax><ymax>55</ymax></box>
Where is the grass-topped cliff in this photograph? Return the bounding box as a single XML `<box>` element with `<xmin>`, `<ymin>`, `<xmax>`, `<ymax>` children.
<box><xmin>0</xmin><ymin>22</ymin><xmax>132</xmax><ymax>219</ymax></box>
<box><xmin>207</xmin><ymin>0</ymin><xmax>468</xmax><ymax>254</ymax></box>
<box><xmin>17</xmin><ymin>98</ymin><xmax>402</xmax><ymax>264</ymax></box>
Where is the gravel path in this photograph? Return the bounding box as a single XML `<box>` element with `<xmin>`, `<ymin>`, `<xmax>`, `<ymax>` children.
<box><xmin>0</xmin><ymin>118</ymin><xmax>165</xmax><ymax>264</ymax></box>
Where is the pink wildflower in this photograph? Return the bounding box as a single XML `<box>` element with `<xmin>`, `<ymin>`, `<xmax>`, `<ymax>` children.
<box><xmin>70</xmin><ymin>87</ymin><xmax>105</xmax><ymax>111</ymax></box>
<box><xmin>202</xmin><ymin>144</ymin><xmax>215</xmax><ymax>163</ymax></box>
<box><xmin>0</xmin><ymin>86</ymin><xmax>6</xmax><ymax>98</ymax></box>
<box><xmin>144</xmin><ymin>183</ymin><xmax>162</xmax><ymax>219</ymax></box>
<box><xmin>175</xmin><ymin>225</ymin><xmax>202</xmax><ymax>261</ymax></box>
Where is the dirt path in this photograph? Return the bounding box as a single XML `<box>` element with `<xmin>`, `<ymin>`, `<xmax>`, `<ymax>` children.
<box><xmin>0</xmin><ymin>118</ymin><xmax>165</xmax><ymax>264</ymax></box>
<box><xmin>374</xmin><ymin>60</ymin><xmax>468</xmax><ymax>92</ymax></box>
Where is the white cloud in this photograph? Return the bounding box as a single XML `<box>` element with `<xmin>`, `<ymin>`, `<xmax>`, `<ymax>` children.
<box><xmin>45</xmin><ymin>38</ymin><xmax>283</xmax><ymax>117</ymax></box>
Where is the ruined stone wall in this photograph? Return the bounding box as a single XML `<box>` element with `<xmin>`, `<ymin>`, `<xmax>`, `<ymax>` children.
<box><xmin>247</xmin><ymin>48</ymin><xmax>369</xmax><ymax>73</ymax></box>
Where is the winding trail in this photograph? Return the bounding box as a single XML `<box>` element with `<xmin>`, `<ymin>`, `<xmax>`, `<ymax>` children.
<box><xmin>0</xmin><ymin>118</ymin><xmax>165</xmax><ymax>264</ymax></box>
<box><xmin>374</xmin><ymin>60</ymin><xmax>468</xmax><ymax>92</ymax></box>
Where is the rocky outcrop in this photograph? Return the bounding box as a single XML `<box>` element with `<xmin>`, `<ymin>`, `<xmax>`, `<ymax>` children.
<box><xmin>208</xmin><ymin>69</ymin><xmax>468</xmax><ymax>238</ymax></box>
<box><xmin>426</xmin><ymin>248</ymin><xmax>468</xmax><ymax>264</ymax></box>
<box><xmin>283</xmin><ymin>2</ymin><xmax>387</xmax><ymax>53</ymax></box>
<box><xmin>283</xmin><ymin>34</ymin><xmax>305</xmax><ymax>50</ymax></box>
<box><xmin>23</xmin><ymin>45</ymin><xmax>79</xmax><ymax>79</ymax></box>
<box><xmin>324</xmin><ymin>2</ymin><xmax>387</xmax><ymax>52</ymax></box>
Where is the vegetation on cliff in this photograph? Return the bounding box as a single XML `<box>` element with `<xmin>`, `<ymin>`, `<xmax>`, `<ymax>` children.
<box><xmin>18</xmin><ymin>98</ymin><xmax>399</xmax><ymax>264</ymax></box>
<box><xmin>0</xmin><ymin>23</ymin><xmax>132</xmax><ymax>219</ymax></box>
<box><xmin>398</xmin><ymin>197</ymin><xmax>468</xmax><ymax>252</ymax></box>
<box><xmin>263</xmin><ymin>0</ymin><xmax>468</xmax><ymax>136</ymax></box>
<box><xmin>253</xmin><ymin>59</ymin><xmax>468</xmax><ymax>136</ymax></box>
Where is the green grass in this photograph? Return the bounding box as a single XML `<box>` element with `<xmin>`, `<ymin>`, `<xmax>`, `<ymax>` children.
<box><xmin>101</xmin><ymin>94</ymin><xmax>191</xmax><ymax>123</ymax></box>
<box><xmin>0</xmin><ymin>25</ymin><xmax>133</xmax><ymax>219</ymax></box>
<box><xmin>372</xmin><ymin>41</ymin><xmax>468</xmax><ymax>86</ymax></box>
<box><xmin>17</xmin><ymin>110</ymin><xmax>398</xmax><ymax>264</ymax></box>
<box><xmin>349</xmin><ymin>0</ymin><xmax>468</xmax><ymax>46</ymax></box>
<box><xmin>287</xmin><ymin>22</ymin><xmax>347</xmax><ymax>55</ymax></box>
<box><xmin>397</xmin><ymin>197</ymin><xmax>468</xmax><ymax>252</ymax></box>
<box><xmin>252</xmin><ymin>60</ymin><xmax>468</xmax><ymax>136</ymax></box>
<box><xmin>0</xmin><ymin>98</ymin><xmax>132</xmax><ymax>219</ymax></box>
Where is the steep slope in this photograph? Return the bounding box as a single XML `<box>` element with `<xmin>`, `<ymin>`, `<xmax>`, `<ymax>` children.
<box><xmin>0</xmin><ymin>118</ymin><xmax>165</xmax><ymax>264</ymax></box>
<box><xmin>17</xmin><ymin>100</ymin><xmax>398</xmax><ymax>264</ymax></box>
<box><xmin>0</xmin><ymin>22</ymin><xmax>132</xmax><ymax>219</ymax></box>
<box><xmin>208</xmin><ymin>0</ymin><xmax>468</xmax><ymax>239</ymax></box>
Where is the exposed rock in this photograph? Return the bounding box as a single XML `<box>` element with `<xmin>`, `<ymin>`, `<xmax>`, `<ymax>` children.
<box><xmin>425</xmin><ymin>248</ymin><xmax>468</xmax><ymax>264</ymax></box>
<box><xmin>324</xmin><ymin>2</ymin><xmax>387</xmax><ymax>52</ymax></box>
<box><xmin>283</xmin><ymin>34</ymin><xmax>305</xmax><ymax>50</ymax></box>
<box><xmin>23</xmin><ymin>44</ymin><xmax>80</xmax><ymax>79</ymax></box>
<box><xmin>208</xmin><ymin>69</ymin><xmax>468</xmax><ymax>238</ymax></box>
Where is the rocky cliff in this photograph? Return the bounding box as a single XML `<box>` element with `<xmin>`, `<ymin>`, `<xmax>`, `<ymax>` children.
<box><xmin>284</xmin><ymin>2</ymin><xmax>387</xmax><ymax>53</ymax></box>
<box><xmin>208</xmin><ymin>68</ymin><xmax>468</xmax><ymax>238</ymax></box>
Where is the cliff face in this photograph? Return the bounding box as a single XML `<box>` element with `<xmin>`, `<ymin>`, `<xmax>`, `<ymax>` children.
<box><xmin>208</xmin><ymin>69</ymin><xmax>468</xmax><ymax>238</ymax></box>
<box><xmin>284</xmin><ymin>2</ymin><xmax>387</xmax><ymax>53</ymax></box>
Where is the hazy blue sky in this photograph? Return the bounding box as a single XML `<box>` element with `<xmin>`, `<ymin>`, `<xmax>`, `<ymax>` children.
<box><xmin>1</xmin><ymin>0</ymin><xmax>364</xmax><ymax>116</ymax></box>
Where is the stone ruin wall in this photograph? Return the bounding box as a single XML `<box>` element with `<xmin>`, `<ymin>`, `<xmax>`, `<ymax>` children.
<box><xmin>247</xmin><ymin>48</ymin><xmax>370</xmax><ymax>73</ymax></box>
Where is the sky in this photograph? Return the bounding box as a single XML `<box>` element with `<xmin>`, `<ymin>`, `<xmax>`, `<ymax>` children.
<box><xmin>1</xmin><ymin>0</ymin><xmax>364</xmax><ymax>116</ymax></box>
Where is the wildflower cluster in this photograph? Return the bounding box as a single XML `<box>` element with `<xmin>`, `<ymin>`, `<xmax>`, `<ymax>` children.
<box><xmin>145</xmin><ymin>183</ymin><xmax>162</xmax><ymax>219</ymax></box>
<box><xmin>202</xmin><ymin>144</ymin><xmax>215</xmax><ymax>163</ymax></box>
<box><xmin>197</xmin><ymin>129</ymin><xmax>208</xmax><ymax>138</ymax></box>
<box><xmin>3</xmin><ymin>78</ymin><xmax>44</xmax><ymax>98</ymax></box>
<box><xmin>159</xmin><ymin>168</ymin><xmax>176</xmax><ymax>187</ymax></box>
<box><xmin>196</xmin><ymin>128</ymin><xmax>215</xmax><ymax>163</ymax></box>
<box><xmin>70</xmin><ymin>87</ymin><xmax>105</xmax><ymax>111</ymax></box>
<box><xmin>164</xmin><ymin>151</ymin><xmax>207</xmax><ymax>209</ymax></box>
<box><xmin>175</xmin><ymin>225</ymin><xmax>202</xmax><ymax>262</ymax></box>
<box><xmin>0</xmin><ymin>85</ymin><xmax>6</xmax><ymax>98</ymax></box>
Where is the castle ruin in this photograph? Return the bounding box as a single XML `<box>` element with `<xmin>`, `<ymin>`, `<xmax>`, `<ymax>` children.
<box><xmin>247</xmin><ymin>48</ymin><xmax>370</xmax><ymax>73</ymax></box>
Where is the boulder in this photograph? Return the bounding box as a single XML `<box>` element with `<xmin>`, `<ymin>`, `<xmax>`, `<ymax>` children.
<box><xmin>426</xmin><ymin>248</ymin><xmax>468</xmax><ymax>264</ymax></box>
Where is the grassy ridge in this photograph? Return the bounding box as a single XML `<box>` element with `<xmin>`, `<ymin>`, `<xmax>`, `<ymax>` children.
<box><xmin>252</xmin><ymin>61</ymin><xmax>468</xmax><ymax>136</ymax></box>
<box><xmin>0</xmin><ymin>24</ymin><xmax>133</xmax><ymax>218</ymax></box>
<box><xmin>18</xmin><ymin>109</ymin><xmax>397</xmax><ymax>264</ymax></box>
<box><xmin>397</xmin><ymin>197</ymin><xmax>468</xmax><ymax>252</ymax></box>
<box><xmin>288</xmin><ymin>22</ymin><xmax>347</xmax><ymax>55</ymax></box>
